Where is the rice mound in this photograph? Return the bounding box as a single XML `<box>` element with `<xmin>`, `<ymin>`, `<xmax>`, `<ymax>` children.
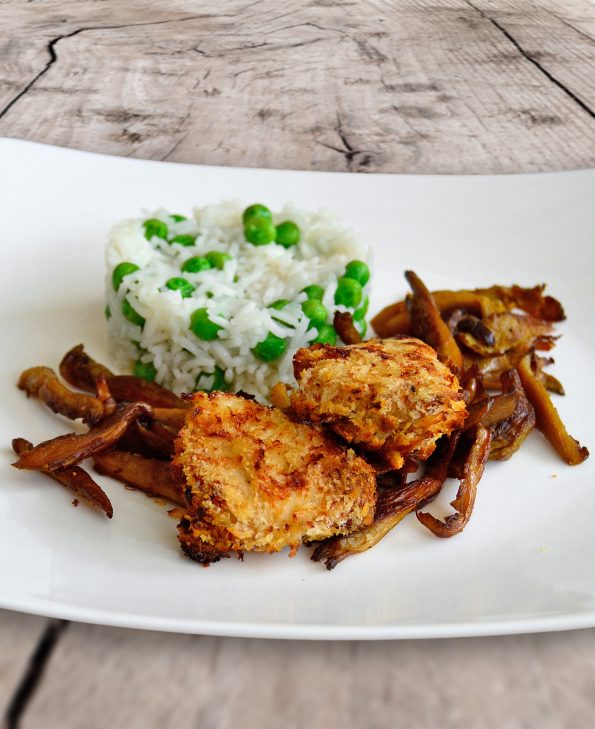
<box><xmin>105</xmin><ymin>200</ymin><xmax>371</xmax><ymax>401</ymax></box>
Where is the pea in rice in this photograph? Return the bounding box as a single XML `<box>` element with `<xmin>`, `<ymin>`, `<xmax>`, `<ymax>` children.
<box><xmin>105</xmin><ymin>200</ymin><xmax>372</xmax><ymax>402</ymax></box>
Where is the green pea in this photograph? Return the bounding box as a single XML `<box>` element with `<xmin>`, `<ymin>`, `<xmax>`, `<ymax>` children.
<box><xmin>195</xmin><ymin>366</ymin><xmax>229</xmax><ymax>393</ymax></box>
<box><xmin>121</xmin><ymin>298</ymin><xmax>145</xmax><ymax>328</ymax></box>
<box><xmin>112</xmin><ymin>262</ymin><xmax>140</xmax><ymax>291</ymax></box>
<box><xmin>206</xmin><ymin>251</ymin><xmax>231</xmax><ymax>270</ymax></box>
<box><xmin>170</xmin><ymin>234</ymin><xmax>196</xmax><ymax>247</ymax></box>
<box><xmin>165</xmin><ymin>277</ymin><xmax>196</xmax><ymax>298</ymax></box>
<box><xmin>244</xmin><ymin>217</ymin><xmax>276</xmax><ymax>246</ymax></box>
<box><xmin>189</xmin><ymin>307</ymin><xmax>222</xmax><ymax>341</ymax></box>
<box><xmin>302</xmin><ymin>285</ymin><xmax>324</xmax><ymax>301</ymax></box>
<box><xmin>344</xmin><ymin>260</ymin><xmax>370</xmax><ymax>287</ymax></box>
<box><xmin>335</xmin><ymin>277</ymin><xmax>362</xmax><ymax>308</ymax></box>
<box><xmin>355</xmin><ymin>318</ymin><xmax>367</xmax><ymax>338</ymax></box>
<box><xmin>275</xmin><ymin>221</ymin><xmax>300</xmax><ymax>248</ymax></box>
<box><xmin>143</xmin><ymin>219</ymin><xmax>168</xmax><ymax>241</ymax></box>
<box><xmin>302</xmin><ymin>299</ymin><xmax>328</xmax><ymax>328</ymax></box>
<box><xmin>242</xmin><ymin>204</ymin><xmax>272</xmax><ymax>225</ymax></box>
<box><xmin>313</xmin><ymin>324</ymin><xmax>337</xmax><ymax>345</ymax></box>
<box><xmin>171</xmin><ymin>214</ymin><xmax>187</xmax><ymax>222</ymax></box>
<box><xmin>252</xmin><ymin>332</ymin><xmax>287</xmax><ymax>362</ymax></box>
<box><xmin>104</xmin><ymin>305</ymin><xmax>111</xmax><ymax>320</ymax></box>
<box><xmin>270</xmin><ymin>299</ymin><xmax>290</xmax><ymax>310</ymax></box>
<box><xmin>133</xmin><ymin>360</ymin><xmax>157</xmax><ymax>381</ymax></box>
<box><xmin>353</xmin><ymin>295</ymin><xmax>369</xmax><ymax>321</ymax></box>
<box><xmin>181</xmin><ymin>256</ymin><xmax>212</xmax><ymax>273</ymax></box>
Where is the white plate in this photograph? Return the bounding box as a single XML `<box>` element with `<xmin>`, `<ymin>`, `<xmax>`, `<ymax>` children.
<box><xmin>0</xmin><ymin>138</ymin><xmax>593</xmax><ymax>640</ymax></box>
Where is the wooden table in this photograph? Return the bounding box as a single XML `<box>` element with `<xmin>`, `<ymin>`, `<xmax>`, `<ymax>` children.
<box><xmin>1</xmin><ymin>2</ymin><xmax>595</xmax><ymax>727</ymax></box>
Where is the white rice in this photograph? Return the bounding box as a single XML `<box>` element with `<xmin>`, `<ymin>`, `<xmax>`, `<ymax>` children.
<box><xmin>105</xmin><ymin>200</ymin><xmax>372</xmax><ymax>401</ymax></box>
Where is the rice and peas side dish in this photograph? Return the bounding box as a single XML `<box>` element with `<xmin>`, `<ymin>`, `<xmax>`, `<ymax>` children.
<box><xmin>10</xmin><ymin>200</ymin><xmax>589</xmax><ymax>568</ymax></box>
<box><xmin>105</xmin><ymin>201</ymin><xmax>372</xmax><ymax>401</ymax></box>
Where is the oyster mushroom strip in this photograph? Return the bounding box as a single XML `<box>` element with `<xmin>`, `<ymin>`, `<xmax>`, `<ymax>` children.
<box><xmin>417</xmin><ymin>425</ymin><xmax>492</xmax><ymax>538</ymax></box>
<box><xmin>488</xmin><ymin>369</ymin><xmax>535</xmax><ymax>461</ymax></box>
<box><xmin>92</xmin><ymin>450</ymin><xmax>185</xmax><ymax>506</ymax></box>
<box><xmin>12</xmin><ymin>438</ymin><xmax>113</xmax><ymax>518</ymax></box>
<box><xmin>517</xmin><ymin>354</ymin><xmax>589</xmax><ymax>465</ymax></box>
<box><xmin>474</xmin><ymin>284</ymin><xmax>565</xmax><ymax>321</ymax></box>
<box><xmin>468</xmin><ymin>352</ymin><xmax>565</xmax><ymax>394</ymax></box>
<box><xmin>311</xmin><ymin>476</ymin><xmax>442</xmax><ymax>570</ymax></box>
<box><xmin>457</xmin><ymin>312</ymin><xmax>555</xmax><ymax>358</ymax></box>
<box><xmin>310</xmin><ymin>432</ymin><xmax>462</xmax><ymax>569</ymax></box>
<box><xmin>12</xmin><ymin>402</ymin><xmax>154</xmax><ymax>472</ymax></box>
<box><xmin>372</xmin><ymin>283</ymin><xmax>564</xmax><ymax>338</ymax></box>
<box><xmin>404</xmin><ymin>270</ymin><xmax>464</xmax><ymax>376</ymax></box>
<box><xmin>333</xmin><ymin>311</ymin><xmax>362</xmax><ymax>345</ymax></box>
<box><xmin>60</xmin><ymin>344</ymin><xmax>186</xmax><ymax>409</ymax></box>
<box><xmin>18</xmin><ymin>367</ymin><xmax>116</xmax><ymax>426</ymax></box>
<box><xmin>18</xmin><ymin>363</ymin><xmax>185</xmax><ymax>455</ymax></box>
<box><xmin>460</xmin><ymin>368</ymin><xmax>533</xmax><ymax>460</ymax></box>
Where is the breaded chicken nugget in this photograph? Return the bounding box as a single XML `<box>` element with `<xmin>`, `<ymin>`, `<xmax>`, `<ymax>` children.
<box><xmin>291</xmin><ymin>337</ymin><xmax>467</xmax><ymax>469</ymax></box>
<box><xmin>175</xmin><ymin>392</ymin><xmax>376</xmax><ymax>563</ymax></box>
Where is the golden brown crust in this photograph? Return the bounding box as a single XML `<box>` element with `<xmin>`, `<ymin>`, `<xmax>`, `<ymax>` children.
<box><xmin>174</xmin><ymin>392</ymin><xmax>376</xmax><ymax>562</ymax></box>
<box><xmin>290</xmin><ymin>337</ymin><xmax>467</xmax><ymax>469</ymax></box>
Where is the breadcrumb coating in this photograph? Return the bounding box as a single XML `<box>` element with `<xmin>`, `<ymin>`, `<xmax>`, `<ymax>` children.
<box><xmin>175</xmin><ymin>392</ymin><xmax>376</xmax><ymax>563</ymax></box>
<box><xmin>291</xmin><ymin>337</ymin><xmax>467</xmax><ymax>469</ymax></box>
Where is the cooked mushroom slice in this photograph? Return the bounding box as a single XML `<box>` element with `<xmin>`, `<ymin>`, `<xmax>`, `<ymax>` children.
<box><xmin>480</xmin><ymin>392</ymin><xmax>517</xmax><ymax>427</ymax></box>
<box><xmin>134</xmin><ymin>421</ymin><xmax>177</xmax><ymax>457</ymax></box>
<box><xmin>107</xmin><ymin>376</ymin><xmax>186</xmax><ymax>409</ymax></box>
<box><xmin>152</xmin><ymin>408</ymin><xmax>188</xmax><ymax>430</ymax></box>
<box><xmin>333</xmin><ymin>311</ymin><xmax>362</xmax><ymax>344</ymax></box>
<box><xmin>12</xmin><ymin>438</ymin><xmax>113</xmax><ymax>518</ymax></box>
<box><xmin>474</xmin><ymin>284</ymin><xmax>565</xmax><ymax>322</ymax></box>
<box><xmin>372</xmin><ymin>290</ymin><xmax>505</xmax><ymax>339</ymax></box>
<box><xmin>311</xmin><ymin>477</ymin><xmax>442</xmax><ymax>570</ymax></box>
<box><xmin>18</xmin><ymin>366</ymin><xmax>115</xmax><ymax>425</ymax></box>
<box><xmin>93</xmin><ymin>450</ymin><xmax>185</xmax><ymax>505</ymax></box>
<box><xmin>60</xmin><ymin>344</ymin><xmax>185</xmax><ymax>408</ymax></box>
<box><xmin>12</xmin><ymin>402</ymin><xmax>153</xmax><ymax>472</ymax></box>
<box><xmin>489</xmin><ymin>370</ymin><xmax>535</xmax><ymax>460</ymax></box>
<box><xmin>59</xmin><ymin>344</ymin><xmax>114</xmax><ymax>391</ymax></box>
<box><xmin>405</xmin><ymin>270</ymin><xmax>463</xmax><ymax>375</ymax></box>
<box><xmin>456</xmin><ymin>315</ymin><xmax>496</xmax><ymax>347</ymax></box>
<box><xmin>458</xmin><ymin>312</ymin><xmax>554</xmax><ymax>357</ymax></box>
<box><xmin>517</xmin><ymin>355</ymin><xmax>589</xmax><ymax>465</ymax></box>
<box><xmin>417</xmin><ymin>425</ymin><xmax>491</xmax><ymax>538</ymax></box>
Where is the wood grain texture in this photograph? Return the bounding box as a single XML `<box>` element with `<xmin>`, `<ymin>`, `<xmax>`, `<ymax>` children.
<box><xmin>0</xmin><ymin>611</ymin><xmax>47</xmax><ymax>716</ymax></box>
<box><xmin>0</xmin><ymin>0</ymin><xmax>595</xmax><ymax>173</ymax></box>
<box><xmin>19</xmin><ymin>623</ymin><xmax>595</xmax><ymax>729</ymax></box>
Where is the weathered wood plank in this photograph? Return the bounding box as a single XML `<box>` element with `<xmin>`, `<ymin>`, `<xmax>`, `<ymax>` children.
<box><xmin>0</xmin><ymin>611</ymin><xmax>48</xmax><ymax>718</ymax></box>
<box><xmin>0</xmin><ymin>1</ymin><xmax>594</xmax><ymax>174</ymax></box>
<box><xmin>20</xmin><ymin>624</ymin><xmax>595</xmax><ymax>729</ymax></box>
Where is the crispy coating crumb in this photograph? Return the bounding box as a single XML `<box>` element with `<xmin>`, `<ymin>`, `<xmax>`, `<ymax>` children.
<box><xmin>291</xmin><ymin>337</ymin><xmax>467</xmax><ymax>469</ymax></box>
<box><xmin>175</xmin><ymin>392</ymin><xmax>376</xmax><ymax>563</ymax></box>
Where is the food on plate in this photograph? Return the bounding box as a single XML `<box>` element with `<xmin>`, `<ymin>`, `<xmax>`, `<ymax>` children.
<box><xmin>312</xmin><ymin>476</ymin><xmax>442</xmax><ymax>569</ymax></box>
<box><xmin>105</xmin><ymin>201</ymin><xmax>371</xmax><ymax>401</ymax></box>
<box><xmin>416</xmin><ymin>425</ymin><xmax>492</xmax><ymax>538</ymax></box>
<box><xmin>11</xmin><ymin>231</ymin><xmax>590</xmax><ymax>571</ymax></box>
<box><xmin>290</xmin><ymin>337</ymin><xmax>467</xmax><ymax>469</ymax></box>
<box><xmin>517</xmin><ymin>354</ymin><xmax>589</xmax><ymax>465</ymax></box>
<box><xmin>404</xmin><ymin>270</ymin><xmax>464</xmax><ymax>375</ymax></box>
<box><xmin>18</xmin><ymin>366</ymin><xmax>115</xmax><ymax>426</ymax></box>
<box><xmin>12</xmin><ymin>437</ymin><xmax>114</xmax><ymax>518</ymax></box>
<box><xmin>175</xmin><ymin>392</ymin><xmax>376</xmax><ymax>562</ymax></box>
